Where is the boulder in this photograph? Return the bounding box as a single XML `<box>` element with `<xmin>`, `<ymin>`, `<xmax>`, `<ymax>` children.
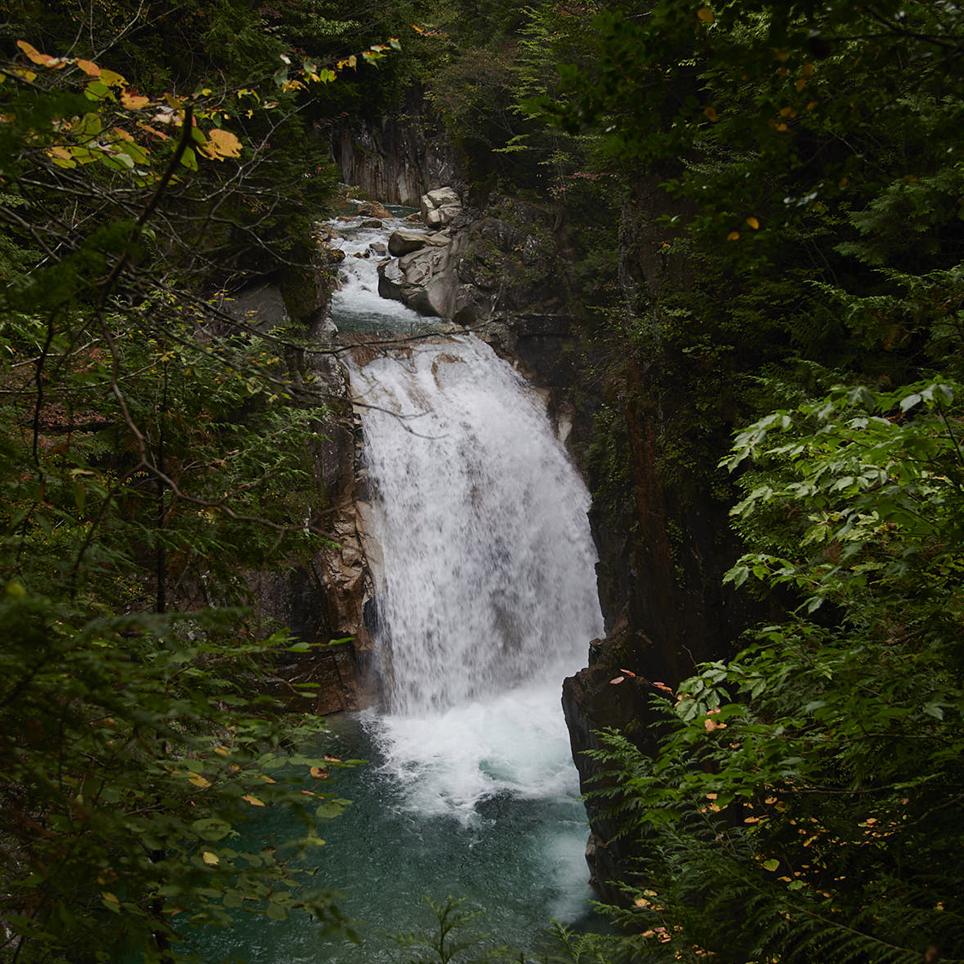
<box><xmin>388</xmin><ymin>229</ymin><xmax>452</xmax><ymax>257</ymax></box>
<box><xmin>377</xmin><ymin>239</ymin><xmax>459</xmax><ymax>318</ymax></box>
<box><xmin>420</xmin><ymin>186</ymin><xmax>461</xmax><ymax>227</ymax></box>
<box><xmin>356</xmin><ymin>200</ymin><xmax>392</xmax><ymax>219</ymax></box>
<box><xmin>388</xmin><ymin>229</ymin><xmax>430</xmax><ymax>256</ymax></box>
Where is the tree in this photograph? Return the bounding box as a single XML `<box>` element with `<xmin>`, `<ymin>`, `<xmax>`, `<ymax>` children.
<box><xmin>522</xmin><ymin>2</ymin><xmax>964</xmax><ymax>960</ymax></box>
<box><xmin>591</xmin><ymin>380</ymin><xmax>964</xmax><ymax>962</ymax></box>
<box><xmin>0</xmin><ymin>28</ymin><xmax>393</xmax><ymax>963</ymax></box>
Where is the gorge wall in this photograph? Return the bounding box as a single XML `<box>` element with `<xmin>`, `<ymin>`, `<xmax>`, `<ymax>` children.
<box><xmin>329</xmin><ymin>98</ymin><xmax>463</xmax><ymax>207</ymax></box>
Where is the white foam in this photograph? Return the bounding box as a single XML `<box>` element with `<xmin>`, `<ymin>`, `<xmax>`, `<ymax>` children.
<box><xmin>365</xmin><ymin>676</ymin><xmax>581</xmax><ymax>825</ymax></box>
<box><xmin>325</xmin><ymin>214</ymin><xmax>433</xmax><ymax>331</ymax></box>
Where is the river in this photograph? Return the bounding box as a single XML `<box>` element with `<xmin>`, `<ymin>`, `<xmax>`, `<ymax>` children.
<box><xmin>197</xmin><ymin>204</ymin><xmax>605</xmax><ymax>963</ymax></box>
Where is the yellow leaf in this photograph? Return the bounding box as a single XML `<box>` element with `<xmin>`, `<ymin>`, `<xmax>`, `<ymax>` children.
<box><xmin>99</xmin><ymin>68</ymin><xmax>127</xmax><ymax>88</ymax></box>
<box><xmin>309</xmin><ymin>766</ymin><xmax>328</xmax><ymax>779</ymax></box>
<box><xmin>76</xmin><ymin>58</ymin><xmax>101</xmax><ymax>77</ymax></box>
<box><xmin>806</xmin><ymin>100</ymin><xmax>819</xmax><ymax>111</ymax></box>
<box><xmin>112</xmin><ymin>127</ymin><xmax>135</xmax><ymax>142</ymax></box>
<box><xmin>121</xmin><ymin>90</ymin><xmax>150</xmax><ymax>109</ymax></box>
<box><xmin>746</xmin><ymin>216</ymin><xmax>760</xmax><ymax>230</ymax></box>
<box><xmin>697</xmin><ymin>7</ymin><xmax>715</xmax><ymax>23</ymax></box>
<box><xmin>213</xmin><ymin>745</ymin><xmax>231</xmax><ymax>756</ymax></box>
<box><xmin>202</xmin><ymin>851</ymin><xmax>220</xmax><ymax>866</ymax></box>
<box><xmin>199</xmin><ymin>127</ymin><xmax>242</xmax><ymax>161</ymax></box>
<box><xmin>795</xmin><ymin>77</ymin><xmax>807</xmax><ymax>92</ymax></box>
<box><xmin>47</xmin><ymin>146</ymin><xmax>73</xmax><ymax>160</ymax></box>
<box><xmin>703</xmin><ymin>106</ymin><xmax>718</xmax><ymax>122</ymax></box>
<box><xmin>727</xmin><ymin>231</ymin><xmax>740</xmax><ymax>241</ymax></box>
<box><xmin>189</xmin><ymin>774</ymin><xmax>211</xmax><ymax>789</ymax></box>
<box><xmin>348</xmin><ymin>54</ymin><xmax>357</xmax><ymax>69</ymax></box>
<box><xmin>17</xmin><ymin>40</ymin><xmax>60</xmax><ymax>68</ymax></box>
<box><xmin>776</xmin><ymin>122</ymin><xmax>789</xmax><ymax>132</ymax></box>
<box><xmin>242</xmin><ymin>794</ymin><xmax>265</xmax><ymax>806</ymax></box>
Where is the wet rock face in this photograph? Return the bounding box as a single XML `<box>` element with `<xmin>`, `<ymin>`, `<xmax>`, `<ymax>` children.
<box><xmin>330</xmin><ymin>111</ymin><xmax>462</xmax><ymax>207</ymax></box>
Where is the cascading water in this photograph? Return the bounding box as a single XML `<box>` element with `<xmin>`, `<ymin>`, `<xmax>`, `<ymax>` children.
<box><xmin>198</xmin><ymin>206</ymin><xmax>606</xmax><ymax>964</ymax></box>
<box><xmin>350</xmin><ymin>334</ymin><xmax>604</xmax><ymax>823</ymax></box>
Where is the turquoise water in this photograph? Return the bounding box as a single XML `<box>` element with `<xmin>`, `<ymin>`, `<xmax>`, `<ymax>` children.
<box><xmin>188</xmin><ymin>713</ymin><xmax>602</xmax><ymax>964</ymax></box>
<box><xmin>182</xmin><ymin>210</ymin><xmax>608</xmax><ymax>964</ymax></box>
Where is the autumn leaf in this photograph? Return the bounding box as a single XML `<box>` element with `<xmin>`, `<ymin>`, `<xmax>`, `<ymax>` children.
<box><xmin>610</xmin><ymin>676</ymin><xmax>625</xmax><ymax>685</ymax></box>
<box><xmin>697</xmin><ymin>7</ymin><xmax>715</xmax><ymax>23</ymax></box>
<box><xmin>198</xmin><ymin>127</ymin><xmax>242</xmax><ymax>161</ymax></box>
<box><xmin>309</xmin><ymin>766</ymin><xmax>328</xmax><ymax>779</ymax></box>
<box><xmin>188</xmin><ymin>774</ymin><xmax>211</xmax><ymax>789</ymax></box>
<box><xmin>46</xmin><ymin>146</ymin><xmax>76</xmax><ymax>168</ymax></box>
<box><xmin>704</xmin><ymin>106</ymin><xmax>718</xmax><ymax>122</ymax></box>
<box><xmin>242</xmin><ymin>794</ymin><xmax>265</xmax><ymax>806</ymax></box>
<box><xmin>75</xmin><ymin>59</ymin><xmax>101</xmax><ymax>77</ymax></box>
<box><xmin>99</xmin><ymin>68</ymin><xmax>127</xmax><ymax>88</ymax></box>
<box><xmin>121</xmin><ymin>90</ymin><xmax>150</xmax><ymax>110</ymax></box>
<box><xmin>17</xmin><ymin>40</ymin><xmax>61</xmax><ymax>68</ymax></box>
<box><xmin>101</xmin><ymin>892</ymin><xmax>120</xmax><ymax>911</ymax></box>
<box><xmin>746</xmin><ymin>216</ymin><xmax>760</xmax><ymax>229</ymax></box>
<box><xmin>202</xmin><ymin>851</ymin><xmax>220</xmax><ymax>866</ymax></box>
<box><xmin>727</xmin><ymin>231</ymin><xmax>740</xmax><ymax>241</ymax></box>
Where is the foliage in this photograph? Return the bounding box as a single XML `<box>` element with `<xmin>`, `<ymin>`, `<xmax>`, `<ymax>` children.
<box><xmin>390</xmin><ymin>896</ymin><xmax>503</xmax><ymax>964</ymax></box>
<box><xmin>0</xmin><ymin>22</ymin><xmax>399</xmax><ymax>964</ymax></box>
<box><xmin>525</xmin><ymin>0</ymin><xmax>964</xmax><ymax>505</ymax></box>
<box><xmin>505</xmin><ymin>2</ymin><xmax>964</xmax><ymax>961</ymax></box>
<box><xmin>582</xmin><ymin>379</ymin><xmax>964</xmax><ymax>962</ymax></box>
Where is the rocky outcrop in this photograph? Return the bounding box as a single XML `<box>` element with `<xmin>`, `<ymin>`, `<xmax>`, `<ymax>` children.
<box><xmin>420</xmin><ymin>186</ymin><xmax>462</xmax><ymax>227</ymax></box>
<box><xmin>378</xmin><ymin>230</ymin><xmax>462</xmax><ymax>318</ymax></box>
<box><xmin>209</xmin><ymin>237</ymin><xmax>379</xmax><ymax>715</ymax></box>
<box><xmin>561</xmin><ymin>628</ymin><xmax>669</xmax><ymax>900</ymax></box>
<box><xmin>558</xmin><ymin>183</ymin><xmax>753</xmax><ymax>901</ymax></box>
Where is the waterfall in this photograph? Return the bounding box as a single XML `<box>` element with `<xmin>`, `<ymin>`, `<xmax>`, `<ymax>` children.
<box><xmin>349</xmin><ymin>332</ymin><xmax>604</xmax><ymax>824</ymax></box>
<box><xmin>197</xmin><ymin>208</ymin><xmax>608</xmax><ymax>964</ymax></box>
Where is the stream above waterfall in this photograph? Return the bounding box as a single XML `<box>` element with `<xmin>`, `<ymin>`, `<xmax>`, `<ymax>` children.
<box><xmin>197</xmin><ymin>205</ymin><xmax>606</xmax><ymax>962</ymax></box>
